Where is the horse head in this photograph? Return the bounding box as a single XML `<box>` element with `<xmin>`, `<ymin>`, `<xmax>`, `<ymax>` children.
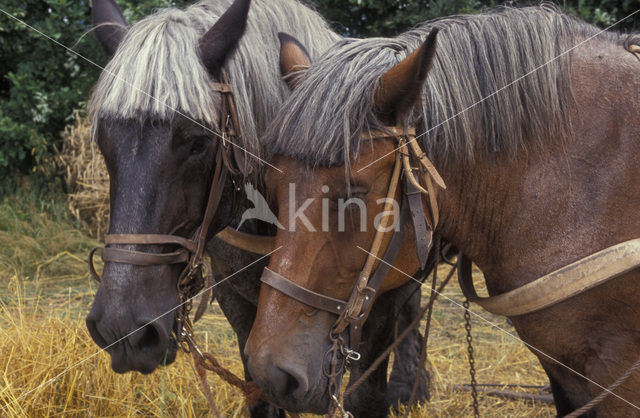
<box><xmin>244</xmin><ymin>30</ymin><xmax>439</xmax><ymax>413</ymax></box>
<box><xmin>85</xmin><ymin>0</ymin><xmax>252</xmax><ymax>374</ymax></box>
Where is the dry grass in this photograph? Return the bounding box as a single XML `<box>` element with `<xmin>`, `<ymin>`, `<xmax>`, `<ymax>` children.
<box><xmin>395</xmin><ymin>267</ymin><xmax>555</xmax><ymax>417</ymax></box>
<box><xmin>57</xmin><ymin>112</ymin><xmax>109</xmax><ymax>240</ymax></box>
<box><xmin>0</xmin><ymin>280</ymin><xmax>251</xmax><ymax>417</ymax></box>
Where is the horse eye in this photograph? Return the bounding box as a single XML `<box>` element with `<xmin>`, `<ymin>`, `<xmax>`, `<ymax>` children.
<box><xmin>347</xmin><ymin>185</ymin><xmax>369</xmax><ymax>199</ymax></box>
<box><xmin>190</xmin><ymin>136</ymin><xmax>210</xmax><ymax>155</ymax></box>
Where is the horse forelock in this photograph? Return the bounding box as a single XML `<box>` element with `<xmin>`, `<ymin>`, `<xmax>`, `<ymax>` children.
<box><xmin>262</xmin><ymin>4</ymin><xmax>624</xmax><ymax>169</ymax></box>
<box><xmin>88</xmin><ymin>0</ymin><xmax>339</xmax><ymax>161</ymax></box>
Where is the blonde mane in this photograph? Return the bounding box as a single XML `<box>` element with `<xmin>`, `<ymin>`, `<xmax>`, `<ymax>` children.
<box><xmin>89</xmin><ymin>0</ymin><xmax>339</xmax><ymax>159</ymax></box>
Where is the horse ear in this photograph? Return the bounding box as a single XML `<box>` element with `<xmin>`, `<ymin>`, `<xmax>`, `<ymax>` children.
<box><xmin>374</xmin><ymin>28</ymin><xmax>439</xmax><ymax>123</ymax></box>
<box><xmin>199</xmin><ymin>0</ymin><xmax>252</xmax><ymax>75</ymax></box>
<box><xmin>278</xmin><ymin>32</ymin><xmax>312</xmax><ymax>90</ymax></box>
<box><xmin>91</xmin><ymin>0</ymin><xmax>128</xmax><ymax>57</ymax></box>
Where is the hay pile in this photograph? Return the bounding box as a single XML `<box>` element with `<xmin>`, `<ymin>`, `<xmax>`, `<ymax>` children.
<box><xmin>58</xmin><ymin>112</ymin><xmax>109</xmax><ymax>239</ymax></box>
<box><xmin>0</xmin><ymin>286</ymin><xmax>247</xmax><ymax>417</ymax></box>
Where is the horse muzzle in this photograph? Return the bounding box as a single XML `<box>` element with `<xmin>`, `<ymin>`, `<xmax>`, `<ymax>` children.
<box><xmin>86</xmin><ymin>263</ymin><xmax>180</xmax><ymax>374</ymax></box>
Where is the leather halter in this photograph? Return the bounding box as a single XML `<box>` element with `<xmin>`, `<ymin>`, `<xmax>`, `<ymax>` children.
<box><xmin>261</xmin><ymin>126</ymin><xmax>445</xmax><ymax>352</ymax></box>
<box><xmin>88</xmin><ymin>71</ymin><xmax>241</xmax><ymax>330</ymax></box>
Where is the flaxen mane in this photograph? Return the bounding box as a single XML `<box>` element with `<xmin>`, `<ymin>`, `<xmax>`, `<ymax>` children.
<box><xmin>88</xmin><ymin>0</ymin><xmax>339</xmax><ymax>159</ymax></box>
<box><xmin>263</xmin><ymin>5</ymin><xmax>625</xmax><ymax>168</ymax></box>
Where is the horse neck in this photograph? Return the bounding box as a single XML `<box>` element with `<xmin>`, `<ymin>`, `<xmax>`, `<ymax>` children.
<box><xmin>434</xmin><ymin>43</ymin><xmax>640</xmax><ymax>296</ymax></box>
<box><xmin>436</xmin><ymin>123</ymin><xmax>640</xmax><ymax>297</ymax></box>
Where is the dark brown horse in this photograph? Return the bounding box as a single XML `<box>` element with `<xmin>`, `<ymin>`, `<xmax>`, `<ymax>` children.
<box><xmin>245</xmin><ymin>5</ymin><xmax>640</xmax><ymax>415</ymax></box>
<box><xmin>85</xmin><ymin>0</ymin><xmax>429</xmax><ymax>416</ymax></box>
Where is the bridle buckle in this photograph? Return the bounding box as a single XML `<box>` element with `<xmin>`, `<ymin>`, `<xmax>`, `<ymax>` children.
<box><xmin>341</xmin><ymin>346</ymin><xmax>361</xmax><ymax>362</ymax></box>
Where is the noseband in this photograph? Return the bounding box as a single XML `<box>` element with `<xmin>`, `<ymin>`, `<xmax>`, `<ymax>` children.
<box><xmin>260</xmin><ymin>126</ymin><xmax>446</xmax><ymax>414</ymax></box>
<box><xmin>88</xmin><ymin>70</ymin><xmax>241</xmax><ymax>341</ymax></box>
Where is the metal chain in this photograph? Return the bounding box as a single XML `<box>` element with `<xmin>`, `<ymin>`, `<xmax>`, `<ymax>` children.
<box><xmin>463</xmin><ymin>298</ymin><xmax>480</xmax><ymax>417</ymax></box>
<box><xmin>323</xmin><ymin>332</ymin><xmax>354</xmax><ymax>418</ymax></box>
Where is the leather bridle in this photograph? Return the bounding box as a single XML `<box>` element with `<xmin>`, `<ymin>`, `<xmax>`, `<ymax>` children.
<box><xmin>88</xmin><ymin>70</ymin><xmax>241</xmax><ymax>343</ymax></box>
<box><xmin>259</xmin><ymin>126</ymin><xmax>446</xmax><ymax>415</ymax></box>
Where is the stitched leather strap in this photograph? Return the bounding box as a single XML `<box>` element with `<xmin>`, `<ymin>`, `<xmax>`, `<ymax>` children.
<box><xmin>405</xmin><ymin>174</ymin><xmax>432</xmax><ymax>269</ymax></box>
<box><xmin>106</xmin><ymin>234</ymin><xmax>196</xmax><ymax>252</ymax></box>
<box><xmin>102</xmin><ymin>247</ymin><xmax>190</xmax><ymax>265</ymax></box>
<box><xmin>347</xmin><ymin>201</ymin><xmax>411</xmax><ymax>350</ymax></box>
<box><xmin>458</xmin><ymin>238</ymin><xmax>640</xmax><ymax>316</ymax></box>
<box><xmin>261</xmin><ymin>268</ymin><xmax>347</xmax><ymax>315</ymax></box>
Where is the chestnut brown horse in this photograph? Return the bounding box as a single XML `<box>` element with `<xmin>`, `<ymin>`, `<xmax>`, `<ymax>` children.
<box><xmin>85</xmin><ymin>0</ymin><xmax>430</xmax><ymax>416</ymax></box>
<box><xmin>245</xmin><ymin>5</ymin><xmax>640</xmax><ymax>416</ymax></box>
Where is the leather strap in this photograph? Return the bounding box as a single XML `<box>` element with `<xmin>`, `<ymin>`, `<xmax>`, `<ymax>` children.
<box><xmin>330</xmin><ymin>152</ymin><xmax>403</xmax><ymax>338</ymax></box>
<box><xmin>216</xmin><ymin>227</ymin><xmax>274</xmax><ymax>255</ymax></box>
<box><xmin>624</xmin><ymin>36</ymin><xmax>640</xmax><ymax>61</ymax></box>
<box><xmin>458</xmin><ymin>238</ymin><xmax>640</xmax><ymax>317</ymax></box>
<box><xmin>209</xmin><ymin>82</ymin><xmax>233</xmax><ymax>93</ymax></box>
<box><xmin>106</xmin><ymin>234</ymin><xmax>196</xmax><ymax>252</ymax></box>
<box><xmin>405</xmin><ymin>173</ymin><xmax>431</xmax><ymax>269</ymax></box>
<box><xmin>102</xmin><ymin>247</ymin><xmax>190</xmax><ymax>265</ymax></box>
<box><xmin>261</xmin><ymin>268</ymin><xmax>347</xmax><ymax>315</ymax></box>
<box><xmin>88</xmin><ymin>247</ymin><xmax>102</xmax><ymax>282</ymax></box>
<box><xmin>361</xmin><ymin>126</ymin><xmax>416</xmax><ymax>140</ymax></box>
<box><xmin>347</xmin><ymin>201</ymin><xmax>411</xmax><ymax>350</ymax></box>
<box><xmin>192</xmin><ymin>146</ymin><xmax>227</xmax><ymax>262</ymax></box>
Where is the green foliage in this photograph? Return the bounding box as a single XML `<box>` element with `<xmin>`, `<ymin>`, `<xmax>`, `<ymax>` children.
<box><xmin>562</xmin><ymin>0</ymin><xmax>639</xmax><ymax>31</ymax></box>
<box><xmin>0</xmin><ymin>0</ymin><xmax>188</xmax><ymax>196</ymax></box>
<box><xmin>0</xmin><ymin>183</ymin><xmax>95</xmax><ymax>281</ymax></box>
<box><xmin>310</xmin><ymin>0</ymin><xmax>493</xmax><ymax>37</ymax></box>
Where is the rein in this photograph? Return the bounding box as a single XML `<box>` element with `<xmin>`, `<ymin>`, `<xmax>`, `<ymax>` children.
<box><xmin>261</xmin><ymin>126</ymin><xmax>447</xmax><ymax>416</ymax></box>
<box><xmin>87</xmin><ymin>71</ymin><xmax>267</xmax><ymax>412</ymax></box>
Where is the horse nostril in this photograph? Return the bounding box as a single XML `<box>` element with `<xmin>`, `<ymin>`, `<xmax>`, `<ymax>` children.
<box><xmin>86</xmin><ymin>316</ymin><xmax>108</xmax><ymax>349</ymax></box>
<box><xmin>128</xmin><ymin>322</ymin><xmax>166</xmax><ymax>355</ymax></box>
<box><xmin>268</xmin><ymin>364</ymin><xmax>308</xmax><ymax>399</ymax></box>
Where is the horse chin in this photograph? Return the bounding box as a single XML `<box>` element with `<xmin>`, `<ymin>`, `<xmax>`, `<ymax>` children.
<box><xmin>107</xmin><ymin>330</ymin><xmax>179</xmax><ymax>375</ymax></box>
<box><xmin>160</xmin><ymin>337</ymin><xmax>179</xmax><ymax>367</ymax></box>
<box><xmin>271</xmin><ymin>383</ymin><xmax>332</xmax><ymax>414</ymax></box>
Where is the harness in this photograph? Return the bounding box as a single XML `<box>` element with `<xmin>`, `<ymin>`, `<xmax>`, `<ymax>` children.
<box><xmin>260</xmin><ymin>126</ymin><xmax>446</xmax><ymax>416</ymax></box>
<box><xmin>263</xmin><ymin>119</ymin><xmax>640</xmax><ymax>416</ymax></box>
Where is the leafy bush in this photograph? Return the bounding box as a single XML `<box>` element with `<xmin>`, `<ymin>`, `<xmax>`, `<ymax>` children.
<box><xmin>0</xmin><ymin>0</ymin><xmax>187</xmax><ymax>196</ymax></box>
<box><xmin>311</xmin><ymin>0</ymin><xmax>492</xmax><ymax>37</ymax></box>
